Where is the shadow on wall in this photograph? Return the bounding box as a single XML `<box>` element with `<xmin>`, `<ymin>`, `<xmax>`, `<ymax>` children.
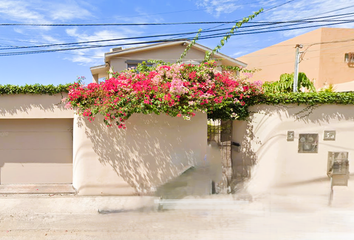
<box><xmin>83</xmin><ymin>114</ymin><xmax>205</xmax><ymax>195</ymax></box>
<box><xmin>233</xmin><ymin>116</ymin><xmax>258</xmax><ymax>186</ymax></box>
<box><xmin>250</xmin><ymin>104</ymin><xmax>354</xmax><ymax>124</ymax></box>
<box><xmin>0</xmin><ymin>94</ymin><xmax>65</xmax><ymax>116</ymax></box>
<box><xmin>234</xmin><ymin>104</ymin><xmax>354</xmax><ymax>191</ymax></box>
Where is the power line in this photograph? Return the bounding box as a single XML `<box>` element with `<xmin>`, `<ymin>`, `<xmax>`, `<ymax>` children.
<box><xmin>2</xmin><ymin>18</ymin><xmax>354</xmax><ymax>28</ymax></box>
<box><xmin>1</xmin><ymin>18</ymin><xmax>353</xmax><ymax>57</ymax></box>
<box><xmin>0</xmin><ymin>21</ymin><xmax>266</xmax><ymax>27</ymax></box>
<box><xmin>205</xmin><ymin>0</ymin><xmax>298</xmax><ymax>31</ymax></box>
<box><xmin>197</xmin><ymin>20</ymin><xmax>354</xmax><ymax>39</ymax></box>
<box><xmin>1</xmin><ymin>11</ymin><xmax>354</xmax><ymax>57</ymax></box>
<box><xmin>263</xmin><ymin>0</ymin><xmax>297</xmax><ymax>12</ymax></box>
<box><xmin>2</xmin><ymin>15</ymin><xmax>353</xmax><ymax>51</ymax></box>
<box><xmin>306</xmin><ymin>4</ymin><xmax>354</xmax><ymax>17</ymax></box>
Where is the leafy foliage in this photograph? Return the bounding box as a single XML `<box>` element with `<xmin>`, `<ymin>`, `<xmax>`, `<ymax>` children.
<box><xmin>0</xmin><ymin>83</ymin><xmax>71</xmax><ymax>95</ymax></box>
<box><xmin>262</xmin><ymin>72</ymin><xmax>316</xmax><ymax>93</ymax></box>
<box><xmin>319</xmin><ymin>83</ymin><xmax>335</xmax><ymax>93</ymax></box>
<box><xmin>251</xmin><ymin>92</ymin><xmax>354</xmax><ymax>105</ymax></box>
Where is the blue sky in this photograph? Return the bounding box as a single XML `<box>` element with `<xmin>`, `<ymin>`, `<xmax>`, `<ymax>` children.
<box><xmin>0</xmin><ymin>0</ymin><xmax>353</xmax><ymax>85</ymax></box>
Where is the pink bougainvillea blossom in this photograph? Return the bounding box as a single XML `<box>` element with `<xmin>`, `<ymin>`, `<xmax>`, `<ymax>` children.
<box><xmin>64</xmin><ymin>61</ymin><xmax>262</xmax><ymax>128</ymax></box>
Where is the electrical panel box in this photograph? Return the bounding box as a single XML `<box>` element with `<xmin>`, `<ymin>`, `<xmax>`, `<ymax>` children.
<box><xmin>298</xmin><ymin>133</ymin><xmax>318</xmax><ymax>153</ymax></box>
<box><xmin>327</xmin><ymin>151</ymin><xmax>349</xmax><ymax>186</ymax></box>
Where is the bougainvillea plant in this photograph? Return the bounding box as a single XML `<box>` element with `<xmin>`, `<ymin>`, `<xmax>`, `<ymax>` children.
<box><xmin>64</xmin><ymin>61</ymin><xmax>263</xmax><ymax>128</ymax></box>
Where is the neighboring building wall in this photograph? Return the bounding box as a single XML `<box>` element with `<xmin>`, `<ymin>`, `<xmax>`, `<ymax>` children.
<box><xmin>73</xmin><ymin>112</ymin><xmax>208</xmax><ymax>196</ymax></box>
<box><xmin>318</xmin><ymin>28</ymin><xmax>354</xmax><ymax>86</ymax></box>
<box><xmin>233</xmin><ymin>104</ymin><xmax>354</xmax><ymax>201</ymax></box>
<box><xmin>238</xmin><ymin>28</ymin><xmax>354</xmax><ymax>89</ymax></box>
<box><xmin>238</xmin><ymin>29</ymin><xmax>322</xmax><ymax>87</ymax></box>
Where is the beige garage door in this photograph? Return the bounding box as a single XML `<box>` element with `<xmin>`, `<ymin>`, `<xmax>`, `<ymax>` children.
<box><xmin>0</xmin><ymin>119</ymin><xmax>73</xmax><ymax>184</ymax></box>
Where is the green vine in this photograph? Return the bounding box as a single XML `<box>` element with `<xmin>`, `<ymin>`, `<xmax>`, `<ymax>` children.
<box><xmin>204</xmin><ymin>8</ymin><xmax>264</xmax><ymax>62</ymax></box>
<box><xmin>177</xmin><ymin>28</ymin><xmax>203</xmax><ymax>63</ymax></box>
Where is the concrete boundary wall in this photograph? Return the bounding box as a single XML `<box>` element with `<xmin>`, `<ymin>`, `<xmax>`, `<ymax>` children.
<box><xmin>0</xmin><ymin>95</ymin><xmax>208</xmax><ymax>196</ymax></box>
<box><xmin>233</xmin><ymin>104</ymin><xmax>354</xmax><ymax>203</ymax></box>
<box><xmin>73</xmin><ymin>113</ymin><xmax>207</xmax><ymax>196</ymax></box>
<box><xmin>0</xmin><ymin>94</ymin><xmax>74</xmax><ymax>118</ymax></box>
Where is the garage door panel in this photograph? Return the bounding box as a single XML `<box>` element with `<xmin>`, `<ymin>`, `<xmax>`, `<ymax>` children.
<box><xmin>0</xmin><ymin>132</ymin><xmax>72</xmax><ymax>150</ymax></box>
<box><xmin>0</xmin><ymin>119</ymin><xmax>73</xmax><ymax>184</ymax></box>
<box><xmin>0</xmin><ymin>119</ymin><xmax>72</xmax><ymax>131</ymax></box>
<box><xmin>0</xmin><ymin>149</ymin><xmax>72</xmax><ymax>164</ymax></box>
<box><xmin>1</xmin><ymin>163</ymin><xmax>73</xmax><ymax>184</ymax></box>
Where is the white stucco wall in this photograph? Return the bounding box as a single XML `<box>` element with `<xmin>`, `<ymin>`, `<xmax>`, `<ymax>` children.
<box><xmin>233</xmin><ymin>104</ymin><xmax>354</xmax><ymax>199</ymax></box>
<box><xmin>73</xmin><ymin>112</ymin><xmax>207</xmax><ymax>196</ymax></box>
<box><xmin>0</xmin><ymin>94</ymin><xmax>209</xmax><ymax>196</ymax></box>
<box><xmin>0</xmin><ymin>94</ymin><xmax>74</xmax><ymax>118</ymax></box>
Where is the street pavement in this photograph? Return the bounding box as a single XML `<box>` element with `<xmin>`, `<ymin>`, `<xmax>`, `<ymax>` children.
<box><xmin>1</xmin><ymin>193</ymin><xmax>354</xmax><ymax>240</ymax></box>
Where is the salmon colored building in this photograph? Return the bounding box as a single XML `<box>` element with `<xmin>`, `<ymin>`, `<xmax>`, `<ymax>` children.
<box><xmin>238</xmin><ymin>28</ymin><xmax>354</xmax><ymax>91</ymax></box>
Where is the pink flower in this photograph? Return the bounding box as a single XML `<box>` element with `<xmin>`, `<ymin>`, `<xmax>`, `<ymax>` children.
<box><xmin>64</xmin><ymin>102</ymin><xmax>72</xmax><ymax>109</ymax></box>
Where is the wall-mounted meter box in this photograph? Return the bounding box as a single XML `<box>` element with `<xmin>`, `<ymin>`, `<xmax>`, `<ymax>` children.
<box><xmin>327</xmin><ymin>151</ymin><xmax>349</xmax><ymax>186</ymax></box>
<box><xmin>298</xmin><ymin>134</ymin><xmax>318</xmax><ymax>153</ymax></box>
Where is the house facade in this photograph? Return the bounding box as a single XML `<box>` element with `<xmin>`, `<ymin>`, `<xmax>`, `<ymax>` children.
<box><xmin>238</xmin><ymin>28</ymin><xmax>354</xmax><ymax>90</ymax></box>
<box><xmin>90</xmin><ymin>40</ymin><xmax>247</xmax><ymax>82</ymax></box>
<box><xmin>0</xmin><ymin>41</ymin><xmax>246</xmax><ymax>195</ymax></box>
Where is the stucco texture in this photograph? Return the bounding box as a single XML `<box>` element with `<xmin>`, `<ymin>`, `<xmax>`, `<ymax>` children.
<box><xmin>233</xmin><ymin>104</ymin><xmax>354</xmax><ymax>204</ymax></box>
<box><xmin>73</xmin><ymin>112</ymin><xmax>207</xmax><ymax>196</ymax></box>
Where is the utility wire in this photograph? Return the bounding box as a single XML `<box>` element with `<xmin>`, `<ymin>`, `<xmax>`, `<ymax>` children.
<box><xmin>1</xmin><ymin>19</ymin><xmax>354</xmax><ymax>57</ymax></box>
<box><xmin>196</xmin><ymin>20</ymin><xmax>354</xmax><ymax>39</ymax></box>
<box><xmin>263</xmin><ymin>0</ymin><xmax>297</xmax><ymax>12</ymax></box>
<box><xmin>1</xmin><ymin>11</ymin><xmax>354</xmax><ymax>56</ymax></box>
<box><xmin>0</xmin><ymin>21</ymin><xmax>264</xmax><ymax>26</ymax></box>
<box><xmin>204</xmin><ymin>0</ymin><xmax>298</xmax><ymax>32</ymax></box>
<box><xmin>2</xmin><ymin>14</ymin><xmax>353</xmax><ymax>51</ymax></box>
<box><xmin>1</xmin><ymin>18</ymin><xmax>354</xmax><ymax>28</ymax></box>
<box><xmin>0</xmin><ymin>23</ymin><xmax>276</xmax><ymax>50</ymax></box>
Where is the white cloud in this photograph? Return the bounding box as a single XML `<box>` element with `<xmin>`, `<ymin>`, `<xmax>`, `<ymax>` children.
<box><xmin>260</xmin><ymin>0</ymin><xmax>354</xmax><ymax>37</ymax></box>
<box><xmin>65</xmin><ymin>28</ymin><xmax>141</xmax><ymax>44</ymax></box>
<box><xmin>0</xmin><ymin>0</ymin><xmax>101</xmax><ymax>65</ymax></box>
<box><xmin>64</xmin><ymin>27</ymin><xmax>143</xmax><ymax>65</ymax></box>
<box><xmin>41</xmin><ymin>34</ymin><xmax>61</xmax><ymax>44</ymax></box>
<box><xmin>196</xmin><ymin>0</ymin><xmax>243</xmax><ymax>17</ymax></box>
<box><xmin>232</xmin><ymin>50</ymin><xmax>247</xmax><ymax>57</ymax></box>
<box><xmin>49</xmin><ymin>2</ymin><xmax>92</xmax><ymax>20</ymax></box>
<box><xmin>0</xmin><ymin>0</ymin><xmax>47</xmax><ymax>23</ymax></box>
<box><xmin>0</xmin><ymin>0</ymin><xmax>92</xmax><ymax>23</ymax></box>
